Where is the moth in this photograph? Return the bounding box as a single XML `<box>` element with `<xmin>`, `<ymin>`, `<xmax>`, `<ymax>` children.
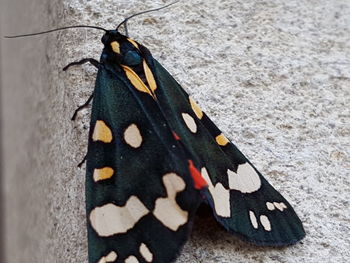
<box><xmin>6</xmin><ymin>4</ymin><xmax>305</xmax><ymax>263</ymax></box>
<box><xmin>70</xmin><ymin>31</ymin><xmax>305</xmax><ymax>263</ymax></box>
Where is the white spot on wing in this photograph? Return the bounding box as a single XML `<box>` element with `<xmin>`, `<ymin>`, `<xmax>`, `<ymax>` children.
<box><xmin>90</xmin><ymin>196</ymin><xmax>149</xmax><ymax>237</ymax></box>
<box><xmin>93</xmin><ymin>120</ymin><xmax>113</xmax><ymax>143</ymax></box>
<box><xmin>201</xmin><ymin>167</ymin><xmax>231</xmax><ymax>217</ymax></box>
<box><xmin>260</xmin><ymin>215</ymin><xmax>271</xmax><ymax>231</ymax></box>
<box><xmin>139</xmin><ymin>243</ymin><xmax>153</xmax><ymax>262</ymax></box>
<box><xmin>125</xmin><ymin>255</ymin><xmax>139</xmax><ymax>263</ymax></box>
<box><xmin>266</xmin><ymin>202</ymin><xmax>275</xmax><ymax>211</ymax></box>
<box><xmin>280</xmin><ymin>202</ymin><xmax>287</xmax><ymax>209</ymax></box>
<box><xmin>153</xmin><ymin>173</ymin><xmax>188</xmax><ymax>231</ymax></box>
<box><xmin>249</xmin><ymin>210</ymin><xmax>258</xmax><ymax>229</ymax></box>
<box><xmin>273</xmin><ymin>202</ymin><xmax>284</xmax><ymax>211</ymax></box>
<box><xmin>97</xmin><ymin>251</ymin><xmax>117</xmax><ymax>263</ymax></box>
<box><xmin>227</xmin><ymin>163</ymin><xmax>261</xmax><ymax>193</ymax></box>
<box><xmin>106</xmin><ymin>251</ymin><xmax>117</xmax><ymax>262</ymax></box>
<box><xmin>124</xmin><ymin>123</ymin><xmax>143</xmax><ymax>148</ymax></box>
<box><xmin>182</xmin><ymin>113</ymin><xmax>197</xmax><ymax>133</ymax></box>
<box><xmin>273</xmin><ymin>202</ymin><xmax>288</xmax><ymax>211</ymax></box>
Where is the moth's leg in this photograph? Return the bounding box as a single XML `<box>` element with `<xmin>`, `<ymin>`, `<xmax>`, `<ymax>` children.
<box><xmin>71</xmin><ymin>93</ymin><xmax>94</xmax><ymax>121</ymax></box>
<box><xmin>72</xmin><ymin>95</ymin><xmax>91</xmax><ymax>167</ymax></box>
<box><xmin>63</xmin><ymin>58</ymin><xmax>99</xmax><ymax>71</ymax></box>
<box><xmin>65</xmin><ymin>59</ymin><xmax>97</xmax><ymax>168</ymax></box>
<box><xmin>77</xmin><ymin>154</ymin><xmax>87</xmax><ymax>168</ymax></box>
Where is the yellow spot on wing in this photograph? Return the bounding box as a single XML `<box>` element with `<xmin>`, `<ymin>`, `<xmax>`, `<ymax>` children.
<box><xmin>93</xmin><ymin>120</ymin><xmax>113</xmax><ymax>143</ymax></box>
<box><xmin>127</xmin><ymin>38</ymin><xmax>139</xmax><ymax>49</ymax></box>
<box><xmin>189</xmin><ymin>97</ymin><xmax>203</xmax><ymax>119</ymax></box>
<box><xmin>143</xmin><ymin>60</ymin><xmax>157</xmax><ymax>94</ymax></box>
<box><xmin>122</xmin><ymin>65</ymin><xmax>155</xmax><ymax>98</ymax></box>
<box><xmin>93</xmin><ymin>167</ymin><xmax>114</xmax><ymax>182</ymax></box>
<box><xmin>110</xmin><ymin>41</ymin><xmax>120</xmax><ymax>53</ymax></box>
<box><xmin>215</xmin><ymin>133</ymin><xmax>229</xmax><ymax>146</ymax></box>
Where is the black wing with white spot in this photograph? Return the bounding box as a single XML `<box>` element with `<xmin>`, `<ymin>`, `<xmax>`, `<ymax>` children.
<box><xmin>83</xmin><ymin>29</ymin><xmax>304</xmax><ymax>263</ymax></box>
<box><xmin>144</xmin><ymin>54</ymin><xmax>305</xmax><ymax>246</ymax></box>
<box><xmin>85</xmin><ymin>34</ymin><xmax>204</xmax><ymax>263</ymax></box>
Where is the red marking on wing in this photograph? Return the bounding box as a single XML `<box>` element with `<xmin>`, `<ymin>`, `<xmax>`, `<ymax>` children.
<box><xmin>188</xmin><ymin>160</ymin><xmax>207</xmax><ymax>190</ymax></box>
<box><xmin>172</xmin><ymin>131</ymin><xmax>180</xmax><ymax>140</ymax></box>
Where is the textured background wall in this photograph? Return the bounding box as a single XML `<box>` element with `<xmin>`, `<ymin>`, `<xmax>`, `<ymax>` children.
<box><xmin>1</xmin><ymin>0</ymin><xmax>65</xmax><ymax>262</ymax></box>
<box><xmin>1</xmin><ymin>0</ymin><xmax>349</xmax><ymax>262</ymax></box>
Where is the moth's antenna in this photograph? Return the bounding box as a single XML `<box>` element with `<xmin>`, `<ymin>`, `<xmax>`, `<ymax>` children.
<box><xmin>4</xmin><ymin>25</ymin><xmax>108</xmax><ymax>39</ymax></box>
<box><xmin>116</xmin><ymin>0</ymin><xmax>179</xmax><ymax>35</ymax></box>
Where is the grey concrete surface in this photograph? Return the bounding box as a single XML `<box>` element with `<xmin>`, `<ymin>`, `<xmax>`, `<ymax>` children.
<box><xmin>1</xmin><ymin>0</ymin><xmax>349</xmax><ymax>262</ymax></box>
<box><xmin>1</xmin><ymin>1</ymin><xmax>67</xmax><ymax>262</ymax></box>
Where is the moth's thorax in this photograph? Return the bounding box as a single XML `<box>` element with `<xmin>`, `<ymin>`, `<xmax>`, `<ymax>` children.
<box><xmin>101</xmin><ymin>30</ymin><xmax>144</xmax><ymax>67</ymax></box>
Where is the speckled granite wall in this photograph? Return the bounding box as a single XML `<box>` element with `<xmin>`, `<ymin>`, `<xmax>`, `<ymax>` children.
<box><xmin>2</xmin><ymin>0</ymin><xmax>349</xmax><ymax>262</ymax></box>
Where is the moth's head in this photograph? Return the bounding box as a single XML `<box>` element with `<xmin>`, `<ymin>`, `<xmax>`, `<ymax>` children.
<box><xmin>101</xmin><ymin>30</ymin><xmax>123</xmax><ymax>45</ymax></box>
<box><xmin>101</xmin><ymin>30</ymin><xmax>143</xmax><ymax>66</ymax></box>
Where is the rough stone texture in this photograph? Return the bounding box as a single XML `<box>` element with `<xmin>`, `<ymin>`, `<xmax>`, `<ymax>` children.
<box><xmin>2</xmin><ymin>0</ymin><xmax>349</xmax><ymax>262</ymax></box>
<box><xmin>1</xmin><ymin>1</ymin><xmax>64</xmax><ymax>262</ymax></box>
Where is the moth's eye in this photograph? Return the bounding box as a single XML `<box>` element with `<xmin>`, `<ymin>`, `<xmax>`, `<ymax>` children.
<box><xmin>122</xmin><ymin>50</ymin><xmax>142</xmax><ymax>66</ymax></box>
<box><xmin>101</xmin><ymin>34</ymin><xmax>110</xmax><ymax>45</ymax></box>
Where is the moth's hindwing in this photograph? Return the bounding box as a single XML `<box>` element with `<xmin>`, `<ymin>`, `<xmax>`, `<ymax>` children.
<box><xmin>86</xmin><ymin>64</ymin><xmax>202</xmax><ymax>263</ymax></box>
<box><xmin>143</xmin><ymin>55</ymin><xmax>305</xmax><ymax>246</ymax></box>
